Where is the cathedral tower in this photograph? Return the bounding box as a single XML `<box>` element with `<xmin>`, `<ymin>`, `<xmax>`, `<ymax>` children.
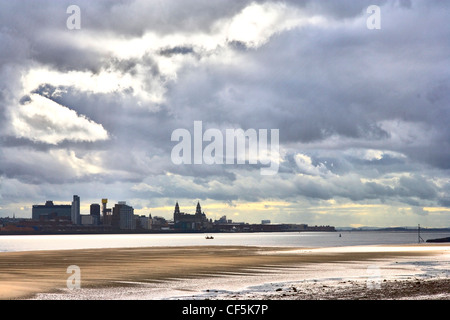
<box><xmin>195</xmin><ymin>201</ymin><xmax>202</xmax><ymax>215</ymax></box>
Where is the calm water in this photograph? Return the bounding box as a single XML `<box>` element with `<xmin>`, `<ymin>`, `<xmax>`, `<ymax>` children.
<box><xmin>1</xmin><ymin>231</ymin><xmax>449</xmax><ymax>252</ymax></box>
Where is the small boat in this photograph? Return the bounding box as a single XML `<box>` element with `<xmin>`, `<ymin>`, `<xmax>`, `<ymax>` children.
<box><xmin>205</xmin><ymin>235</ymin><xmax>214</xmax><ymax>239</ymax></box>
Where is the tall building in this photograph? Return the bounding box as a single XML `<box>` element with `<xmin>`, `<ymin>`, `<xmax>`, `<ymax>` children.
<box><xmin>90</xmin><ymin>203</ymin><xmax>101</xmax><ymax>225</ymax></box>
<box><xmin>71</xmin><ymin>195</ymin><xmax>80</xmax><ymax>225</ymax></box>
<box><xmin>112</xmin><ymin>201</ymin><xmax>135</xmax><ymax>230</ymax></box>
<box><xmin>90</xmin><ymin>204</ymin><xmax>100</xmax><ymax>217</ymax></box>
<box><xmin>32</xmin><ymin>200</ymin><xmax>72</xmax><ymax>220</ymax></box>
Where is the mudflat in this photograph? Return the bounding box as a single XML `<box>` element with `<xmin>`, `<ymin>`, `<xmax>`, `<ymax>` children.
<box><xmin>0</xmin><ymin>244</ymin><xmax>448</xmax><ymax>300</ymax></box>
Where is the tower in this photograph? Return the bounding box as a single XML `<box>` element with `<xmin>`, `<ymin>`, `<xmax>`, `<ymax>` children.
<box><xmin>195</xmin><ymin>201</ymin><xmax>202</xmax><ymax>215</ymax></box>
<box><xmin>71</xmin><ymin>195</ymin><xmax>80</xmax><ymax>225</ymax></box>
<box><xmin>102</xmin><ymin>199</ymin><xmax>108</xmax><ymax>222</ymax></box>
<box><xmin>174</xmin><ymin>202</ymin><xmax>181</xmax><ymax>222</ymax></box>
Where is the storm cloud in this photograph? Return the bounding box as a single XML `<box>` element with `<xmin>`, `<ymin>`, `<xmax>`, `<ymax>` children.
<box><xmin>0</xmin><ymin>0</ymin><xmax>448</xmax><ymax>227</ymax></box>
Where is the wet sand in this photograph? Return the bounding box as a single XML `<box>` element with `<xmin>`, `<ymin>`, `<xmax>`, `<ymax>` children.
<box><xmin>0</xmin><ymin>244</ymin><xmax>448</xmax><ymax>300</ymax></box>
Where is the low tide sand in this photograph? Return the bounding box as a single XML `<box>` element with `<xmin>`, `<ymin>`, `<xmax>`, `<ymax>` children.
<box><xmin>0</xmin><ymin>244</ymin><xmax>449</xmax><ymax>300</ymax></box>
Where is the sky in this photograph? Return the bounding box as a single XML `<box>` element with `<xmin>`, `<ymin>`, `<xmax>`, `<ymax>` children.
<box><xmin>0</xmin><ymin>0</ymin><xmax>449</xmax><ymax>227</ymax></box>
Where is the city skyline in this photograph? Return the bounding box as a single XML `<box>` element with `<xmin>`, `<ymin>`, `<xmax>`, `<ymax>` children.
<box><xmin>4</xmin><ymin>194</ymin><xmax>447</xmax><ymax>229</ymax></box>
<box><xmin>28</xmin><ymin>195</ymin><xmax>281</xmax><ymax>226</ymax></box>
<box><xmin>0</xmin><ymin>1</ymin><xmax>449</xmax><ymax>228</ymax></box>
<box><xmin>4</xmin><ymin>195</ymin><xmax>338</xmax><ymax>234</ymax></box>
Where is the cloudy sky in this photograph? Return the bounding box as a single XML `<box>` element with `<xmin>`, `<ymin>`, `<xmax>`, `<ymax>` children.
<box><xmin>0</xmin><ymin>0</ymin><xmax>449</xmax><ymax>227</ymax></box>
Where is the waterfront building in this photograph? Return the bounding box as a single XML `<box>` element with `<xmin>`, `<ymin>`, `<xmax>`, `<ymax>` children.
<box><xmin>112</xmin><ymin>201</ymin><xmax>135</xmax><ymax>230</ymax></box>
<box><xmin>173</xmin><ymin>201</ymin><xmax>211</xmax><ymax>231</ymax></box>
<box><xmin>90</xmin><ymin>203</ymin><xmax>101</xmax><ymax>225</ymax></box>
<box><xmin>81</xmin><ymin>214</ymin><xmax>94</xmax><ymax>225</ymax></box>
<box><xmin>137</xmin><ymin>214</ymin><xmax>152</xmax><ymax>230</ymax></box>
<box><xmin>71</xmin><ymin>195</ymin><xmax>80</xmax><ymax>225</ymax></box>
<box><xmin>90</xmin><ymin>203</ymin><xmax>100</xmax><ymax>217</ymax></box>
<box><xmin>151</xmin><ymin>216</ymin><xmax>168</xmax><ymax>230</ymax></box>
<box><xmin>32</xmin><ymin>200</ymin><xmax>72</xmax><ymax>221</ymax></box>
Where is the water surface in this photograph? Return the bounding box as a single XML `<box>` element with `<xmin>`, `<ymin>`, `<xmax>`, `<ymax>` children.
<box><xmin>1</xmin><ymin>231</ymin><xmax>449</xmax><ymax>252</ymax></box>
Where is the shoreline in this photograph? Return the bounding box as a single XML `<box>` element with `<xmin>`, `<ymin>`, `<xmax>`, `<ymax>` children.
<box><xmin>1</xmin><ymin>228</ymin><xmax>449</xmax><ymax>236</ymax></box>
<box><xmin>0</xmin><ymin>244</ymin><xmax>448</xmax><ymax>300</ymax></box>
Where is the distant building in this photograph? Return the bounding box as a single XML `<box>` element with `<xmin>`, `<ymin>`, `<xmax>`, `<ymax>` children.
<box><xmin>216</xmin><ymin>215</ymin><xmax>229</xmax><ymax>224</ymax></box>
<box><xmin>151</xmin><ymin>216</ymin><xmax>168</xmax><ymax>230</ymax></box>
<box><xmin>261</xmin><ymin>220</ymin><xmax>271</xmax><ymax>224</ymax></box>
<box><xmin>71</xmin><ymin>195</ymin><xmax>80</xmax><ymax>225</ymax></box>
<box><xmin>90</xmin><ymin>203</ymin><xmax>101</xmax><ymax>225</ymax></box>
<box><xmin>173</xmin><ymin>201</ymin><xmax>211</xmax><ymax>231</ymax></box>
<box><xmin>81</xmin><ymin>214</ymin><xmax>94</xmax><ymax>225</ymax></box>
<box><xmin>305</xmin><ymin>225</ymin><xmax>335</xmax><ymax>232</ymax></box>
<box><xmin>137</xmin><ymin>214</ymin><xmax>152</xmax><ymax>230</ymax></box>
<box><xmin>102</xmin><ymin>198</ymin><xmax>108</xmax><ymax>219</ymax></box>
<box><xmin>101</xmin><ymin>199</ymin><xmax>112</xmax><ymax>225</ymax></box>
<box><xmin>112</xmin><ymin>201</ymin><xmax>135</xmax><ymax>230</ymax></box>
<box><xmin>32</xmin><ymin>201</ymin><xmax>71</xmax><ymax>221</ymax></box>
<box><xmin>90</xmin><ymin>204</ymin><xmax>100</xmax><ymax>217</ymax></box>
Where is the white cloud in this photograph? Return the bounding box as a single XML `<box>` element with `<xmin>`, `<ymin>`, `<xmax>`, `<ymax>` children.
<box><xmin>294</xmin><ymin>153</ymin><xmax>331</xmax><ymax>176</ymax></box>
<box><xmin>22</xmin><ymin>65</ymin><xmax>167</xmax><ymax>107</ymax></box>
<box><xmin>131</xmin><ymin>183</ymin><xmax>163</xmax><ymax>194</ymax></box>
<box><xmin>9</xmin><ymin>93</ymin><xmax>108</xmax><ymax>144</ymax></box>
<box><xmin>50</xmin><ymin>149</ymin><xmax>105</xmax><ymax>176</ymax></box>
<box><xmin>347</xmin><ymin>148</ymin><xmax>407</xmax><ymax>161</ymax></box>
<box><xmin>225</xmin><ymin>2</ymin><xmax>324</xmax><ymax>48</ymax></box>
<box><xmin>15</xmin><ymin>2</ymin><xmax>324</xmax><ymax>115</ymax></box>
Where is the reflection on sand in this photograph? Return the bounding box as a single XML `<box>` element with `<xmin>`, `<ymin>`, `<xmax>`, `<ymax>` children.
<box><xmin>9</xmin><ymin>244</ymin><xmax>444</xmax><ymax>300</ymax></box>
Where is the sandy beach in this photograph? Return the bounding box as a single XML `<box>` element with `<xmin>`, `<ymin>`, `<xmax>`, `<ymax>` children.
<box><xmin>0</xmin><ymin>244</ymin><xmax>448</xmax><ymax>300</ymax></box>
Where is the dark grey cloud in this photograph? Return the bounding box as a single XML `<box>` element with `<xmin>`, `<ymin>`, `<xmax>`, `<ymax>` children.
<box><xmin>159</xmin><ymin>46</ymin><xmax>195</xmax><ymax>57</ymax></box>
